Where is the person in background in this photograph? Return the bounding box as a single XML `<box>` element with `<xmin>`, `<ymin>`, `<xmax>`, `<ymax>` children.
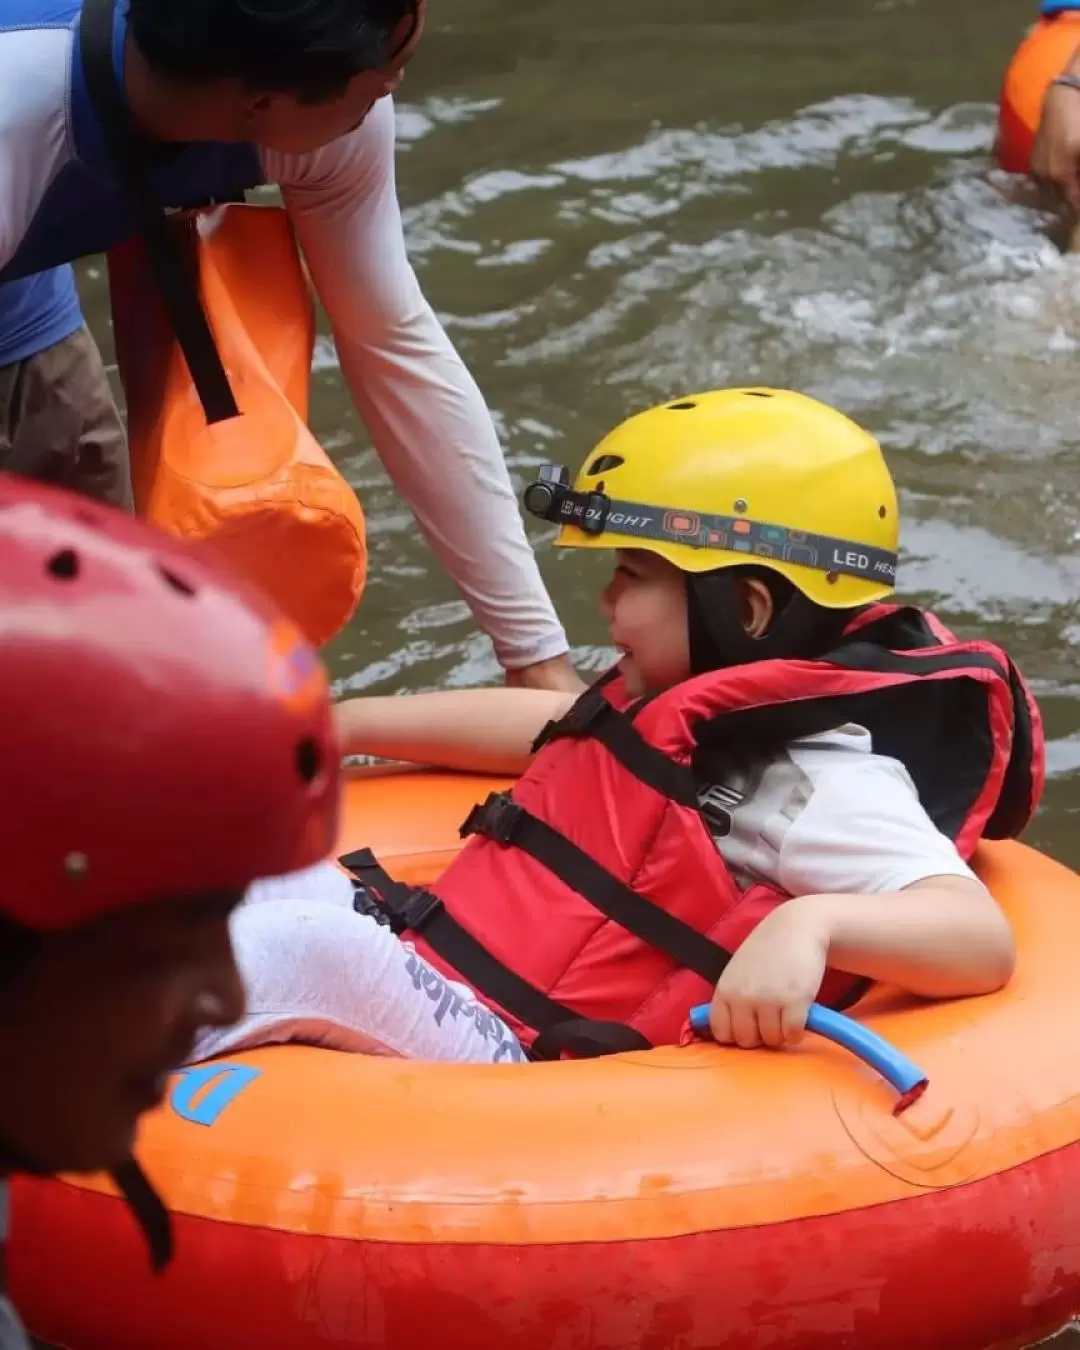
<box><xmin>0</xmin><ymin>475</ymin><xmax>340</xmax><ymax>1349</ymax></box>
<box><xmin>0</xmin><ymin>0</ymin><xmax>582</xmax><ymax>693</ymax></box>
<box><xmin>1031</xmin><ymin>25</ymin><xmax>1080</xmax><ymax>215</ymax></box>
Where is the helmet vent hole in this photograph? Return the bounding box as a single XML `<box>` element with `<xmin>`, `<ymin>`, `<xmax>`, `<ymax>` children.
<box><xmin>157</xmin><ymin>564</ymin><xmax>197</xmax><ymax>598</ymax></box>
<box><xmin>586</xmin><ymin>455</ymin><xmax>624</xmax><ymax>476</ymax></box>
<box><xmin>46</xmin><ymin>548</ymin><xmax>79</xmax><ymax>580</ymax></box>
<box><xmin>743</xmin><ymin>391</ymin><xmax>772</xmax><ymax>398</ymax></box>
<box><xmin>667</xmin><ymin>401</ymin><xmax>696</xmax><ymax>411</ymax></box>
<box><xmin>295</xmin><ymin>736</ymin><xmax>322</xmax><ymax>785</ymax></box>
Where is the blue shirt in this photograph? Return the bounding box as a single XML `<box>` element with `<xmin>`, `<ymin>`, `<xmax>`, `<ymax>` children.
<box><xmin>0</xmin><ymin>0</ymin><xmax>261</xmax><ymax>364</ymax></box>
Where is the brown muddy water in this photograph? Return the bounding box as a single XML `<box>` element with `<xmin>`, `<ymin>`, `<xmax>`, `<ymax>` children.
<box><xmin>76</xmin><ymin>0</ymin><xmax>1080</xmax><ymax>1345</ymax></box>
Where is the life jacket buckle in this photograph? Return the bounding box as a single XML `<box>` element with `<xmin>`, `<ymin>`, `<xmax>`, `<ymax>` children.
<box><xmin>460</xmin><ymin>790</ymin><xmax>522</xmax><ymax>844</ymax></box>
<box><xmin>397</xmin><ymin>887</ymin><xmax>443</xmax><ymax>933</ymax></box>
<box><xmin>351</xmin><ymin>882</ymin><xmax>399</xmax><ymax>930</ymax></box>
<box><xmin>696</xmin><ymin>784</ymin><xmax>743</xmax><ymax>838</ymax></box>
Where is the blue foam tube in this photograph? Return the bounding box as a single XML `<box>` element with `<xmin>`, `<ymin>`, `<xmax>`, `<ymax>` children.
<box><xmin>687</xmin><ymin>1001</ymin><xmax>928</xmax><ymax>1098</ymax></box>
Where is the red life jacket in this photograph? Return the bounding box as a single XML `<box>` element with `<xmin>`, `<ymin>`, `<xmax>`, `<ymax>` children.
<box><xmin>343</xmin><ymin>605</ymin><xmax>1043</xmax><ymax>1059</ymax></box>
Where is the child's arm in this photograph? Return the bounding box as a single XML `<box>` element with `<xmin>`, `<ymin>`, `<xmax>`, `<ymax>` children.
<box><xmin>803</xmin><ymin>876</ymin><xmax>1014</xmax><ymax>996</ymax></box>
<box><xmin>707</xmin><ymin>877</ymin><xmax>1013</xmax><ymax>1050</ymax></box>
<box><xmin>333</xmin><ymin>688</ymin><xmax>577</xmax><ymax>775</ymax></box>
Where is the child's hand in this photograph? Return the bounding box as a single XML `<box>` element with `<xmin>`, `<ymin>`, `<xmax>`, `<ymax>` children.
<box><xmin>708</xmin><ymin>900</ymin><xmax>829</xmax><ymax>1050</ymax></box>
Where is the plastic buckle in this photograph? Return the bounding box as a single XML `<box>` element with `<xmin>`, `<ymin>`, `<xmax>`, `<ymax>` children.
<box><xmin>460</xmin><ymin>791</ymin><xmax>522</xmax><ymax>844</ymax></box>
<box><xmin>580</xmin><ymin>490</ymin><xmax>608</xmax><ymax>536</ymax></box>
<box><xmin>398</xmin><ymin>888</ymin><xmax>443</xmax><ymax>933</ymax></box>
<box><xmin>352</xmin><ymin>883</ymin><xmax>398</xmax><ymax>929</ymax></box>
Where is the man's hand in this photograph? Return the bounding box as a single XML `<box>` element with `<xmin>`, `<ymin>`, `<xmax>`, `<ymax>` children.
<box><xmin>505</xmin><ymin>654</ymin><xmax>587</xmax><ymax>695</ymax></box>
<box><xmin>1032</xmin><ymin>74</ymin><xmax>1080</xmax><ymax>217</ymax></box>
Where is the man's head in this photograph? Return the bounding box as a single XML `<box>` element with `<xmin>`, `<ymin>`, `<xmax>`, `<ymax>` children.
<box><xmin>0</xmin><ymin>478</ymin><xmax>341</xmax><ymax>1177</ymax></box>
<box><xmin>525</xmin><ymin>388</ymin><xmax>901</xmax><ymax>694</ymax></box>
<box><xmin>0</xmin><ymin>897</ymin><xmax>244</xmax><ymax>1173</ymax></box>
<box><xmin>127</xmin><ymin>0</ymin><xmax>425</xmax><ymax>151</ymax></box>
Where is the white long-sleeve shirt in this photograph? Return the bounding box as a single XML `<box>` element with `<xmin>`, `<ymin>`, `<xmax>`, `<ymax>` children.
<box><xmin>0</xmin><ymin>2</ymin><xmax>569</xmax><ymax>669</ymax></box>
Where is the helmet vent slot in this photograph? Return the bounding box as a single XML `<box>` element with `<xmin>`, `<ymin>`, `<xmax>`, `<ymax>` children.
<box><xmin>585</xmin><ymin>455</ymin><xmax>624</xmax><ymax>476</ymax></box>
<box><xmin>295</xmin><ymin>736</ymin><xmax>322</xmax><ymax>785</ymax></box>
<box><xmin>157</xmin><ymin>564</ymin><xmax>197</xmax><ymax>598</ymax></box>
<box><xmin>666</xmin><ymin>401</ymin><xmax>696</xmax><ymax>410</ymax></box>
<box><xmin>46</xmin><ymin>548</ymin><xmax>79</xmax><ymax>581</ymax></box>
<box><xmin>743</xmin><ymin>391</ymin><xmax>772</xmax><ymax>398</ymax></box>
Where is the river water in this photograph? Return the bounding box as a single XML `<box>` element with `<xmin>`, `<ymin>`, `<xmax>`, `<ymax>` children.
<box><xmin>76</xmin><ymin>0</ymin><xmax>1080</xmax><ymax>1344</ymax></box>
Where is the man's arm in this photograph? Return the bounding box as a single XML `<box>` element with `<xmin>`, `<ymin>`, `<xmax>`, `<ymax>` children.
<box><xmin>1032</xmin><ymin>39</ymin><xmax>1080</xmax><ymax>233</ymax></box>
<box><xmin>263</xmin><ymin>103</ymin><xmax>583</xmax><ymax>691</ymax></box>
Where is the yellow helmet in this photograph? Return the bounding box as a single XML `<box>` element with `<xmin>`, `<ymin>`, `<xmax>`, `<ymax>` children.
<box><xmin>523</xmin><ymin>388</ymin><xmax>899</xmax><ymax>608</ymax></box>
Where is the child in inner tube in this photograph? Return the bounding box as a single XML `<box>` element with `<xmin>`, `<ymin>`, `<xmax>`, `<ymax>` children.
<box><xmin>192</xmin><ymin>388</ymin><xmax>1030</xmax><ymax>1068</ymax></box>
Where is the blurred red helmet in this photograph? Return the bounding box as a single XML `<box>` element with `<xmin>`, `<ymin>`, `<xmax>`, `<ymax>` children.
<box><xmin>0</xmin><ymin>476</ymin><xmax>341</xmax><ymax>931</ymax></box>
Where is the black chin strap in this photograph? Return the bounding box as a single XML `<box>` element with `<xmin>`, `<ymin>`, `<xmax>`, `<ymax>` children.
<box><xmin>685</xmin><ymin>570</ymin><xmax>850</xmax><ymax>674</ymax></box>
<box><xmin>0</xmin><ymin>1141</ymin><xmax>173</xmax><ymax>1275</ymax></box>
<box><xmin>110</xmin><ymin>1157</ymin><xmax>174</xmax><ymax>1273</ymax></box>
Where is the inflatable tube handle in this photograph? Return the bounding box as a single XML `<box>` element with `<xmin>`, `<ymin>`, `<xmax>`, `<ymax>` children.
<box><xmin>687</xmin><ymin>1002</ymin><xmax>929</xmax><ymax>1112</ymax></box>
<box><xmin>1041</xmin><ymin>1</ymin><xmax>1080</xmax><ymax>15</ymax></box>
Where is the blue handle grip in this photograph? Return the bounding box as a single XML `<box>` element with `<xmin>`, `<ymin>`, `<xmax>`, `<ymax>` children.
<box><xmin>1041</xmin><ymin>1</ymin><xmax>1080</xmax><ymax>15</ymax></box>
<box><xmin>688</xmin><ymin>1002</ymin><xmax>928</xmax><ymax>1101</ymax></box>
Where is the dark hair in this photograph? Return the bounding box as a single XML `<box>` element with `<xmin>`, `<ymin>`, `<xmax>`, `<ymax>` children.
<box><xmin>685</xmin><ymin>563</ymin><xmax>852</xmax><ymax>675</ymax></box>
<box><xmin>128</xmin><ymin>0</ymin><xmax>418</xmax><ymax>104</ymax></box>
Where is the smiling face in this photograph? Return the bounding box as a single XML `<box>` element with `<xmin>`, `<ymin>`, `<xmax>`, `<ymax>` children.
<box><xmin>241</xmin><ymin>1</ymin><xmax>426</xmax><ymax>152</ymax></box>
<box><xmin>598</xmin><ymin>549</ymin><xmax>693</xmax><ymax>697</ymax></box>
<box><xmin>0</xmin><ymin>895</ymin><xmax>245</xmax><ymax>1173</ymax></box>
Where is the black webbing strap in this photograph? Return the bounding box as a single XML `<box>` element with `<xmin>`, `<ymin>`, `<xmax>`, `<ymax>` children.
<box><xmin>79</xmin><ymin>0</ymin><xmax>240</xmax><ymax>424</ymax></box>
<box><xmin>530</xmin><ymin>1019</ymin><xmax>650</xmax><ymax>1060</ymax></box>
<box><xmin>531</xmin><ymin>686</ymin><xmax>699</xmax><ymax>807</ymax></box>
<box><xmin>461</xmin><ymin>792</ymin><xmax>733</xmax><ymax>984</ymax></box>
<box><xmin>337</xmin><ymin>848</ymin><xmax>652</xmax><ymax>1059</ymax></box>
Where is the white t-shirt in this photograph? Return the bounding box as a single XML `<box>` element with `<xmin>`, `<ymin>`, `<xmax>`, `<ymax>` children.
<box><xmin>706</xmin><ymin>723</ymin><xmax>978</xmax><ymax>896</ymax></box>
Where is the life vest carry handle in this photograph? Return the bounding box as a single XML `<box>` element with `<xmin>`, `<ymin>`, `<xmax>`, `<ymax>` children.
<box><xmin>687</xmin><ymin>1002</ymin><xmax>929</xmax><ymax>1115</ymax></box>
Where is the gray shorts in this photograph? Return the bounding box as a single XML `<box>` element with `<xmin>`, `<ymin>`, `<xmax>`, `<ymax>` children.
<box><xmin>0</xmin><ymin>325</ymin><xmax>132</xmax><ymax>511</ymax></box>
<box><xmin>191</xmin><ymin>862</ymin><xmax>526</xmax><ymax>1066</ymax></box>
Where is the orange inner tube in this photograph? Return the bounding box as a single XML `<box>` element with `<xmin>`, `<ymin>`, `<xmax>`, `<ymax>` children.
<box><xmin>11</xmin><ymin>766</ymin><xmax>1080</xmax><ymax>1349</ymax></box>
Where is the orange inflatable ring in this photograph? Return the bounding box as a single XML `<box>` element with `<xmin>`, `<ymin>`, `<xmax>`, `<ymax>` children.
<box><xmin>109</xmin><ymin>203</ymin><xmax>367</xmax><ymax>648</ymax></box>
<box><xmin>12</xmin><ymin>765</ymin><xmax>1080</xmax><ymax>1350</ymax></box>
<box><xmin>997</xmin><ymin>9</ymin><xmax>1080</xmax><ymax>175</ymax></box>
